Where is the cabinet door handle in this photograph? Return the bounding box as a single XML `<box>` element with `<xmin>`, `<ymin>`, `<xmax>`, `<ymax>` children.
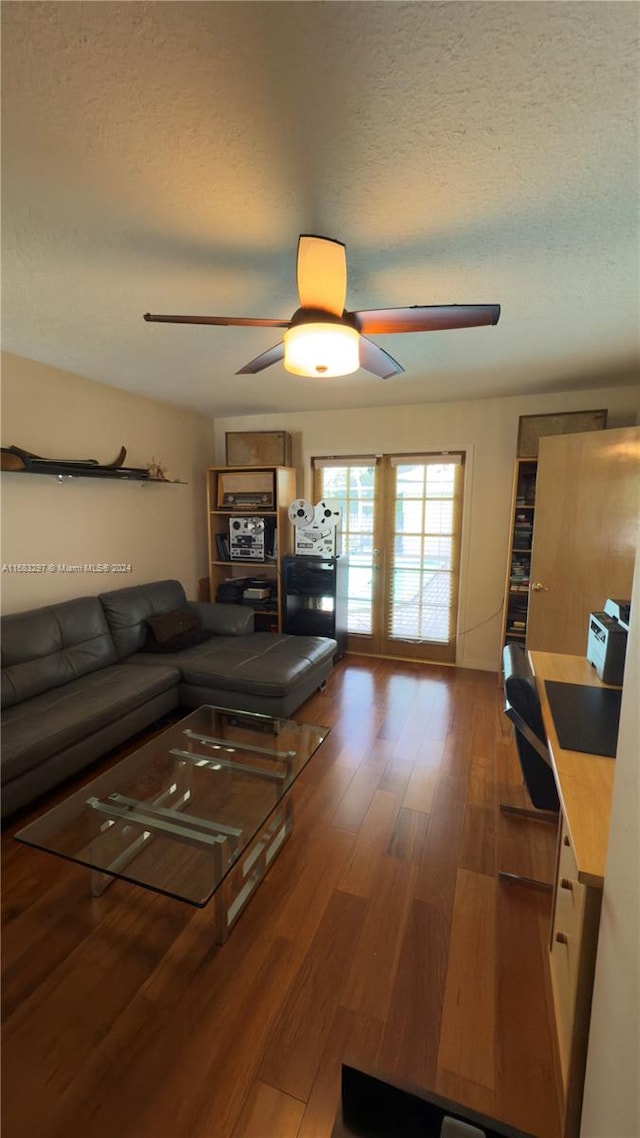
<box><xmin>530</xmin><ymin>582</ymin><xmax>549</xmax><ymax>592</ymax></box>
<box><xmin>555</xmin><ymin>932</ymin><xmax>569</xmax><ymax>945</ymax></box>
<box><xmin>560</xmin><ymin>877</ymin><xmax>573</xmax><ymax>891</ymax></box>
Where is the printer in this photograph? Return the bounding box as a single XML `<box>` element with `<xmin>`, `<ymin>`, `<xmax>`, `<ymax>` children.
<box><xmin>586</xmin><ymin>598</ymin><xmax>630</xmax><ymax>685</ymax></box>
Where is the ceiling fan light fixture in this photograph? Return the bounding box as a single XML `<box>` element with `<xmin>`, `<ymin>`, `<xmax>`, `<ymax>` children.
<box><xmin>283</xmin><ymin>322</ymin><xmax>360</xmax><ymax>377</ymax></box>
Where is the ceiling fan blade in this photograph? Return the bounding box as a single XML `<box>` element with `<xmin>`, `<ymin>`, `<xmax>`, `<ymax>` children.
<box><xmin>296</xmin><ymin>235</ymin><xmax>347</xmax><ymax>317</ymax></box>
<box><xmin>353</xmin><ymin>304</ymin><xmax>501</xmax><ymax>335</ymax></box>
<box><xmin>236</xmin><ymin>341</ymin><xmax>285</xmax><ymax>375</ymax></box>
<box><xmin>359</xmin><ymin>336</ymin><xmax>405</xmax><ymax>380</ymax></box>
<box><xmin>143</xmin><ymin>313</ymin><xmax>290</xmax><ymax>328</ymax></box>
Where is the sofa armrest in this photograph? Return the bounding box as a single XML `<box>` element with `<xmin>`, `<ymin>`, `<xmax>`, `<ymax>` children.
<box><xmin>187</xmin><ymin>602</ymin><xmax>255</xmax><ymax>636</ymax></box>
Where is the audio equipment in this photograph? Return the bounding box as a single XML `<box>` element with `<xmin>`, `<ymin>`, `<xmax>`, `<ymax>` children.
<box><xmin>287</xmin><ymin>498</ymin><xmax>342</xmax><ymax>557</ymax></box>
<box><xmin>229</xmin><ymin>515</ymin><xmax>265</xmax><ymax>561</ymax></box>
<box><xmin>217</xmin><ymin>470</ymin><xmax>274</xmax><ymax>509</ymax></box>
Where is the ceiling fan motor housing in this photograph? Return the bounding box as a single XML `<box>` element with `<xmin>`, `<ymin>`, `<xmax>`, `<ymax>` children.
<box><xmin>288</xmin><ymin>307</ymin><xmax>356</xmax><ymax>329</ymax></box>
<box><xmin>285</xmin><ymin>310</ymin><xmax>360</xmax><ymax>377</ymax></box>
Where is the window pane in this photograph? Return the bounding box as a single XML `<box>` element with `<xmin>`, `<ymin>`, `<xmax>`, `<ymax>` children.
<box><xmin>424</xmin><ymin>499</ymin><xmax>454</xmax><ymax>534</ymax></box>
<box><xmin>426</xmin><ymin>464</ymin><xmax>456</xmax><ymax>495</ymax></box>
<box><xmin>395</xmin><ymin>499</ymin><xmax>425</xmax><ymax>533</ymax></box>
<box><xmin>322</xmin><ymin>469</ymin><xmax>347</xmax><ymax>495</ymax></box>
<box><xmin>346</xmin><ymin>562</ymin><xmax>373</xmax><ymax>633</ymax></box>
<box><xmin>352</xmin><ymin>467</ymin><xmax>375</xmax><ymax>497</ymax></box>
<box><xmin>390</xmin><ymin>567</ymin><xmax>451</xmax><ymax>642</ymax></box>
<box><xmin>423</xmin><ymin>536</ymin><xmax>453</xmax><ymax>570</ymax></box>
<box><xmin>395</xmin><ymin>464</ymin><xmax>426</xmax><ymax>499</ymax></box>
<box><xmin>388</xmin><ymin>459</ymin><xmax>459</xmax><ymax>645</ymax></box>
<box><xmin>347</xmin><ymin>532</ymin><xmax>373</xmax><ymax>558</ymax></box>
<box><xmin>394</xmin><ymin>534</ymin><xmax>423</xmax><ymax>562</ymax></box>
<box><xmin>318</xmin><ymin>463</ymin><xmax>375</xmax><ymax>634</ymax></box>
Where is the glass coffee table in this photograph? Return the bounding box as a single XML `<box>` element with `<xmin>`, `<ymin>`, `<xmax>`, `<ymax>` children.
<box><xmin>16</xmin><ymin>706</ymin><xmax>329</xmax><ymax>944</ymax></box>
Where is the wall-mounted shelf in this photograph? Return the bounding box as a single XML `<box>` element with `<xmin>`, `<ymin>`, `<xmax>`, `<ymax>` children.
<box><xmin>3</xmin><ymin>467</ymin><xmax>186</xmax><ymax>484</ymax></box>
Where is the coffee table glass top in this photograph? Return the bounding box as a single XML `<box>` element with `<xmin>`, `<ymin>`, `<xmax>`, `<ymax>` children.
<box><xmin>16</xmin><ymin>706</ymin><xmax>328</xmax><ymax>907</ymax></box>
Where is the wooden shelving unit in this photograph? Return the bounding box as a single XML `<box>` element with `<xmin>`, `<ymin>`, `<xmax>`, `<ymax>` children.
<box><xmin>206</xmin><ymin>465</ymin><xmax>296</xmax><ymax>633</ymax></box>
<box><xmin>501</xmin><ymin>457</ymin><xmax>538</xmax><ymax>651</ymax></box>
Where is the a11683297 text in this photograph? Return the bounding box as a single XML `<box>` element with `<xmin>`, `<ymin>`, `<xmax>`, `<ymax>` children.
<box><xmin>2</xmin><ymin>563</ymin><xmax>133</xmax><ymax>574</ymax></box>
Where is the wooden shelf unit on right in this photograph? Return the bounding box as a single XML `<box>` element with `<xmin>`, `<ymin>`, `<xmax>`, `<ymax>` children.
<box><xmin>501</xmin><ymin>457</ymin><xmax>538</xmax><ymax>651</ymax></box>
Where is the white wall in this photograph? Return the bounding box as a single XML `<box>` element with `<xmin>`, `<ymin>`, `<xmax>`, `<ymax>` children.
<box><xmin>214</xmin><ymin>384</ymin><xmax>639</xmax><ymax>670</ymax></box>
<box><xmin>581</xmin><ymin>526</ymin><xmax>640</xmax><ymax>1138</ymax></box>
<box><xmin>1</xmin><ymin>352</ymin><xmax>214</xmax><ymax>612</ymax></box>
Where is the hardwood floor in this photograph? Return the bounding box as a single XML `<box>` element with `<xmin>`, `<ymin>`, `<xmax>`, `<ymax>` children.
<box><xmin>1</xmin><ymin>657</ymin><xmax>562</xmax><ymax>1138</ymax></box>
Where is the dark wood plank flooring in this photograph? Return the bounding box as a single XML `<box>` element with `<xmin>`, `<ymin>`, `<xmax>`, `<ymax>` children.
<box><xmin>1</xmin><ymin>657</ymin><xmax>561</xmax><ymax>1138</ymax></box>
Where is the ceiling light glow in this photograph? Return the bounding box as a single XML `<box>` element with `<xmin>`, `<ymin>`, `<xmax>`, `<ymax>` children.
<box><xmin>284</xmin><ymin>323</ymin><xmax>359</xmax><ymax>377</ymax></box>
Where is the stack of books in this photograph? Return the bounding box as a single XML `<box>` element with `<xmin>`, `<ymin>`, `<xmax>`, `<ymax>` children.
<box><xmin>510</xmin><ymin>554</ymin><xmax>530</xmax><ymax>584</ymax></box>
<box><xmin>513</xmin><ymin>513</ymin><xmax>533</xmax><ymax>549</ymax></box>
<box><xmin>214</xmin><ymin>533</ymin><xmax>230</xmax><ymax>561</ymax></box>
<box><xmin>508</xmin><ymin>618</ymin><xmax>527</xmax><ymax>635</ymax></box>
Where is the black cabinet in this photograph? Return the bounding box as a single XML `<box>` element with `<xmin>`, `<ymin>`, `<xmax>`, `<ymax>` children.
<box><xmin>282</xmin><ymin>556</ymin><xmax>348</xmax><ymax>659</ymax></box>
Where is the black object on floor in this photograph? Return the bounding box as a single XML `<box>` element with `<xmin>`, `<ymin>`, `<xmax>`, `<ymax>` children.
<box><xmin>544</xmin><ymin>681</ymin><xmax>622</xmax><ymax>758</ymax></box>
<box><xmin>337</xmin><ymin>1065</ymin><xmax>536</xmax><ymax>1138</ymax></box>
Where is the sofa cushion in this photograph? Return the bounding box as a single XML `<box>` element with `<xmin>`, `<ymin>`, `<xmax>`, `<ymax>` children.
<box><xmin>99</xmin><ymin>580</ymin><xmax>188</xmax><ymax>658</ymax></box>
<box><xmin>145</xmin><ymin>606</ymin><xmax>206</xmax><ymax>652</ymax></box>
<box><xmin>1</xmin><ymin>663</ymin><xmax>179</xmax><ymax>783</ymax></box>
<box><xmin>1</xmin><ymin>597</ymin><xmax>117</xmax><ymax>709</ymax></box>
<box><xmin>187</xmin><ymin>602</ymin><xmax>254</xmax><ymax>637</ymax></box>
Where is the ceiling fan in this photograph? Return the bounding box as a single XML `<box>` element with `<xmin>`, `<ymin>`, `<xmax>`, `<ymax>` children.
<box><xmin>143</xmin><ymin>235</ymin><xmax>500</xmax><ymax>379</ymax></box>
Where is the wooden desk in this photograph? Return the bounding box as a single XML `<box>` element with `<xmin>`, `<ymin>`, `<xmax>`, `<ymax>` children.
<box><xmin>528</xmin><ymin>651</ymin><xmax>619</xmax><ymax>1138</ymax></box>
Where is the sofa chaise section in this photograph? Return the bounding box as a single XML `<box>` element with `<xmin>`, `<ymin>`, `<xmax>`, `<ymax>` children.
<box><xmin>172</xmin><ymin>631</ymin><xmax>336</xmax><ymax>717</ymax></box>
<box><xmin>99</xmin><ymin>579</ymin><xmax>337</xmax><ymax>718</ymax></box>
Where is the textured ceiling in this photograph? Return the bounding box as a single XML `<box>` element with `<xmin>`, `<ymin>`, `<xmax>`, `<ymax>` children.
<box><xmin>2</xmin><ymin>1</ymin><xmax>639</xmax><ymax>417</ymax></box>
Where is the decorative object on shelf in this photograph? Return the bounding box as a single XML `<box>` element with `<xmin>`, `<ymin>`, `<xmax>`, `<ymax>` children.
<box><xmin>217</xmin><ymin>469</ymin><xmax>275</xmax><ymax>509</ymax></box>
<box><xmin>1</xmin><ymin>443</ymin><xmax>185</xmax><ymax>483</ymax></box>
<box><xmin>1</xmin><ymin>443</ymin><xmax>137</xmax><ymax>474</ymax></box>
<box><xmin>146</xmin><ymin>456</ymin><xmax>169</xmax><ymax>481</ymax></box>
<box><xmin>517</xmin><ymin>409</ymin><xmax>607</xmax><ymax>458</ymax></box>
<box><xmin>225</xmin><ymin>431</ymin><xmax>292</xmax><ymax>468</ymax></box>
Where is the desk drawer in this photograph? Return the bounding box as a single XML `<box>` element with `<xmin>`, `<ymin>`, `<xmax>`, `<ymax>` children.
<box><xmin>550</xmin><ymin>819</ymin><xmax>586</xmax><ymax>1084</ymax></box>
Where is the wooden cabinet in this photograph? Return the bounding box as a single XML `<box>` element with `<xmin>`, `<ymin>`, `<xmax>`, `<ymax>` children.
<box><xmin>206</xmin><ymin>465</ymin><xmax>296</xmax><ymax>632</ymax></box>
<box><xmin>530</xmin><ymin>650</ymin><xmax>617</xmax><ymax>1138</ymax></box>
<box><xmin>549</xmin><ymin>818</ymin><xmax>603</xmax><ymax>1138</ymax></box>
<box><xmin>501</xmin><ymin>458</ymin><xmax>538</xmax><ymax>650</ymax></box>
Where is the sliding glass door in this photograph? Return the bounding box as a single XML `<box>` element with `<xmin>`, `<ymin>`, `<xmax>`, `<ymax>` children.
<box><xmin>314</xmin><ymin>452</ymin><xmax>464</xmax><ymax>662</ymax></box>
